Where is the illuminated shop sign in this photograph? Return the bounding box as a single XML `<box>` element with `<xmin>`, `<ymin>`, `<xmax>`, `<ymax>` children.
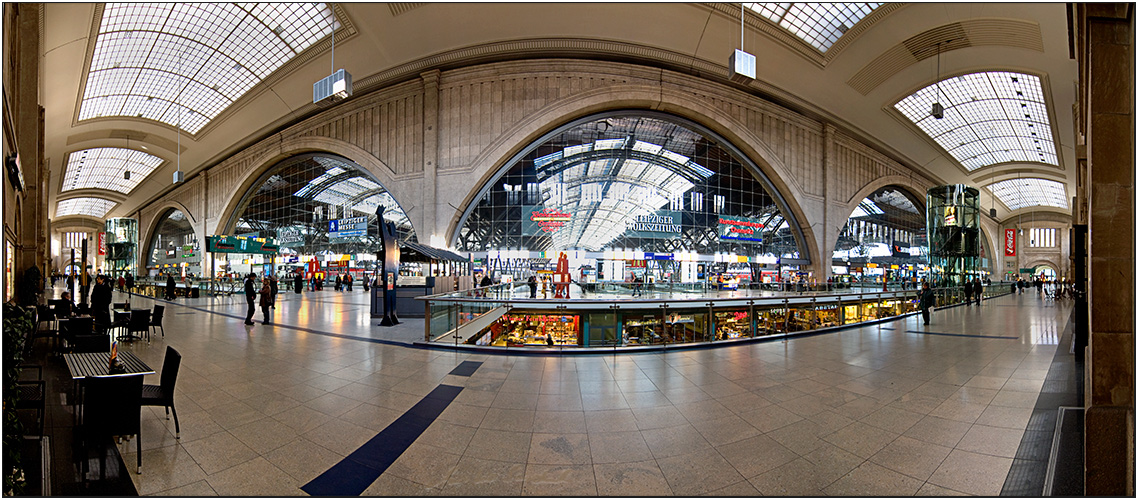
<box><xmin>626</xmin><ymin>211</ymin><xmax>681</xmax><ymax>238</ymax></box>
<box><xmin>717</xmin><ymin>216</ymin><xmax>764</xmax><ymax>242</ymax></box>
<box><xmin>522</xmin><ymin>206</ymin><xmax>572</xmax><ymax>235</ymax></box>
<box><xmin>1004</xmin><ymin>229</ymin><xmax>1016</xmax><ymax>256</ymax></box>
<box><xmin>97</xmin><ymin>232</ymin><xmax>106</xmax><ymax>255</ymax></box>
<box><xmin>329</xmin><ymin>216</ymin><xmax>368</xmax><ymax>242</ymax></box>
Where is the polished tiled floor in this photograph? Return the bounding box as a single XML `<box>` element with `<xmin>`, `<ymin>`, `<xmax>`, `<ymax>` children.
<box><xmin>57</xmin><ymin>286</ymin><xmax>1068</xmax><ymax>496</ymax></box>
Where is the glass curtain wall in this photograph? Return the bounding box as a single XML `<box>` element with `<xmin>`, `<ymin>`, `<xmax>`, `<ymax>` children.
<box><xmin>104</xmin><ymin>218</ymin><xmax>138</xmax><ymax>280</ymax></box>
<box><xmin>147</xmin><ymin>209</ymin><xmax>200</xmax><ymax>277</ymax></box>
<box><xmin>832</xmin><ymin>186</ymin><xmax>927</xmax><ymax>286</ymax></box>
<box><xmin>455</xmin><ymin>112</ymin><xmax>803</xmax><ymax>282</ymax></box>
<box><xmin>228</xmin><ymin>154</ymin><xmax>415</xmax><ymax>283</ymax></box>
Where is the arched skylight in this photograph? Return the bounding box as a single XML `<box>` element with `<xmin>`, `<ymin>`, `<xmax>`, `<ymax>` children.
<box><xmin>80</xmin><ymin>3</ymin><xmax>336</xmax><ymax>134</ymax></box>
<box><xmin>895</xmin><ymin>71</ymin><xmax>1057</xmax><ymax>171</ymax></box>
<box><xmin>744</xmin><ymin>3</ymin><xmax>881</xmax><ymax>53</ymax></box>
<box><xmin>63</xmin><ymin>147</ymin><xmax>165</xmax><ymax>193</ymax></box>
<box><xmin>56</xmin><ymin>197</ymin><xmax>118</xmax><ymax>218</ymax></box>
<box><xmin>987</xmin><ymin>178</ymin><xmax>1068</xmax><ymax>210</ymax></box>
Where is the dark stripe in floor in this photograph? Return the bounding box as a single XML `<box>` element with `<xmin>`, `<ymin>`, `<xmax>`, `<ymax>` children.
<box><xmin>449</xmin><ymin>360</ymin><xmax>483</xmax><ymax>377</ymax></box>
<box><xmin>904</xmin><ymin>330</ymin><xmax>1019</xmax><ymax>340</ymax></box>
<box><xmin>301</xmin><ymin>384</ymin><xmax>464</xmax><ymax>496</ymax></box>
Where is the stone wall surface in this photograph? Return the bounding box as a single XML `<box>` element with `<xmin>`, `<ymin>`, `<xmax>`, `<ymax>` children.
<box><xmin>136</xmin><ymin>57</ymin><xmax>945</xmax><ymax>279</ymax></box>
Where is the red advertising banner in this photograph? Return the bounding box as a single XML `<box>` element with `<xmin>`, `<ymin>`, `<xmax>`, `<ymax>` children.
<box><xmin>97</xmin><ymin>232</ymin><xmax>106</xmax><ymax>255</ymax></box>
<box><xmin>1004</xmin><ymin>229</ymin><xmax>1016</xmax><ymax>256</ymax></box>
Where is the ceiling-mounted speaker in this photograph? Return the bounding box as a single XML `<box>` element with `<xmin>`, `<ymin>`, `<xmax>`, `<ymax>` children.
<box><xmin>123</xmin><ymin>170</ymin><xmax>131</xmax><ymax>180</ymax></box>
<box><xmin>172</xmin><ymin>171</ymin><xmax>184</xmax><ymax>184</ymax></box>
<box><xmin>989</xmin><ymin>208</ymin><xmax>997</xmax><ymax>218</ymax></box>
<box><xmin>931</xmin><ymin>102</ymin><xmax>944</xmax><ymax>119</ymax></box>
<box><xmin>728</xmin><ymin>49</ymin><xmax>756</xmax><ymax>83</ymax></box>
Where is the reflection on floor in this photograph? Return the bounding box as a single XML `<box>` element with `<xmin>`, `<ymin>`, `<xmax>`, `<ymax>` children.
<box><xmin>36</xmin><ymin>285</ymin><xmax>1072</xmax><ymax>496</ymax></box>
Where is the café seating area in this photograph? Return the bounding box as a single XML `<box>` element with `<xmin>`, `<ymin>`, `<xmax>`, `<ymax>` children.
<box><xmin>9</xmin><ymin>286</ymin><xmax>179</xmax><ymax>495</ymax></box>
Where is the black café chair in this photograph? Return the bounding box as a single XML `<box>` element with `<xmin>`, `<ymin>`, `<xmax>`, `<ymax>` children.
<box><xmin>72</xmin><ymin>334</ymin><xmax>111</xmax><ymax>353</ymax></box>
<box><xmin>61</xmin><ymin>317</ymin><xmax>95</xmax><ymax>352</ymax></box>
<box><xmin>80</xmin><ymin>374</ymin><xmax>144</xmax><ymax>477</ymax></box>
<box><xmin>127</xmin><ymin>309</ymin><xmax>151</xmax><ymax>344</ymax></box>
<box><xmin>15</xmin><ymin>365</ymin><xmax>45</xmax><ymax>439</ymax></box>
<box><xmin>112</xmin><ymin>302</ymin><xmax>129</xmax><ymax>311</ymax></box>
<box><xmin>141</xmin><ymin>346</ymin><xmax>181</xmax><ymax>438</ymax></box>
<box><xmin>149</xmin><ymin>305</ymin><xmax>165</xmax><ymax>338</ymax></box>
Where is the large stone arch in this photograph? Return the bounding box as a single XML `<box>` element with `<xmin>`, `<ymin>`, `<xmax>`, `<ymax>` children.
<box><xmin>211</xmin><ymin>135</ymin><xmax>408</xmax><ymax>236</ymax></box>
<box><xmin>439</xmin><ymin>84</ymin><xmax>822</xmax><ymax>269</ymax></box>
<box><xmin>1023</xmin><ymin>258</ymin><xmax>1061</xmax><ymax>274</ymax></box>
<box><xmin>138</xmin><ymin>201</ymin><xmax>199</xmax><ymax>274</ymax></box>
<box><xmin>826</xmin><ymin>175</ymin><xmax>931</xmax><ymax>262</ymax></box>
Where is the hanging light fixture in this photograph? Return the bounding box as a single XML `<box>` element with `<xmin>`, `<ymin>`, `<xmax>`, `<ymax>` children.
<box><xmin>728</xmin><ymin>3</ymin><xmax>756</xmax><ymax>83</ymax></box>
<box><xmin>123</xmin><ymin>135</ymin><xmax>131</xmax><ymax>180</ymax></box>
<box><xmin>931</xmin><ymin>41</ymin><xmax>948</xmax><ymax>119</ymax></box>
<box><xmin>173</xmin><ymin>44</ymin><xmax>184</xmax><ymax>184</ymax></box>
<box><xmin>314</xmin><ymin>10</ymin><xmax>352</xmax><ymax>105</ymax></box>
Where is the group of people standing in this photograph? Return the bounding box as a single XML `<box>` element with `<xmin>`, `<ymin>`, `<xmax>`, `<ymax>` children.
<box><xmin>917</xmin><ymin>277</ymin><xmax>984</xmax><ymax>326</ymax></box>
<box><xmin>243</xmin><ymin>273</ymin><xmax>278</xmax><ymax>325</ymax></box>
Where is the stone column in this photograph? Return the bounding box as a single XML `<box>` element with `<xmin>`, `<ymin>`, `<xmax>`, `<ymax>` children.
<box><xmin>421</xmin><ymin>70</ymin><xmax>440</xmax><ymax>245</ymax></box>
<box><xmin>1077</xmin><ymin>3</ymin><xmax>1135</xmax><ymax>495</ymax></box>
<box><xmin>15</xmin><ymin>4</ymin><xmax>43</xmax><ymax>279</ymax></box>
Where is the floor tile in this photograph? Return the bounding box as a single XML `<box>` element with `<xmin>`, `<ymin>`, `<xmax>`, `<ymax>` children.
<box><xmin>463</xmin><ymin>428</ymin><xmax>533</xmax><ymax>463</ymax></box>
<box><xmin>821</xmin><ymin>421</ymin><xmax>899</xmax><ymax>459</ymax></box>
<box><xmin>593</xmin><ymin>460</ymin><xmax>673</xmax><ymax>496</ymax></box>
<box><xmin>868</xmin><ymin>435</ymin><xmax>952</xmax><ymax>481</ymax></box>
<box><xmin>204</xmin><ymin>456</ymin><xmax>301</xmax><ymax>496</ymax></box>
<box><xmin>588</xmin><ymin>430</ymin><xmax>652</xmax><ymax>464</ymax></box>
<box><xmin>121</xmin><ymin>443</ymin><xmax>208</xmax><ymax>495</ymax></box>
<box><xmin>154</xmin><ymin>479</ymin><xmax>218</xmax><ymax>496</ymax></box>
<box><xmin>714</xmin><ymin>434</ymin><xmax>798</xmax><ymax>479</ymax></box>
<box><xmin>384</xmin><ymin>443</ymin><xmax>463</xmax><ymax>489</ymax></box>
<box><xmin>528</xmin><ymin>433</ymin><xmax>591</xmax><ymax>465</ymax></box>
<box><xmin>180</xmin><ymin>431</ymin><xmax>260</xmax><ymax>475</ymax></box>
<box><xmin>640</xmin><ymin>423</ymin><xmax>713</xmax><ymax>459</ymax></box>
<box><xmin>440</xmin><ymin>457</ymin><xmax>525</xmax><ymax>496</ymax></box>
<box><xmin>974</xmin><ymin>404</ymin><xmax>1034</xmax><ymax>430</ymax></box>
<box><xmin>690</xmin><ymin>413</ymin><xmax>761</xmax><ymax>446</ymax></box>
<box><xmin>584</xmin><ymin>408</ymin><xmax>638</xmax><ymax>432</ymax></box>
<box><xmin>656</xmin><ymin>447</ymin><xmax>746</xmax><ymax>496</ymax></box>
<box><xmin>229</xmin><ymin>417</ymin><xmax>303</xmax><ymax>455</ymax></box>
<box><xmin>928</xmin><ymin>449</ymin><xmax>1014</xmax><ymax>496</ymax></box>
<box><xmin>262</xmin><ymin>437</ymin><xmax>344</xmax><ymax>484</ymax></box>
<box><xmin>822</xmin><ymin>460</ymin><xmax>924</xmax><ymax>496</ymax></box>
<box><xmin>955</xmin><ymin>423</ymin><xmax>1026</xmax><ymax>458</ymax></box>
<box><xmin>522</xmin><ymin>464</ymin><xmax>598</xmax><ymax>496</ymax></box>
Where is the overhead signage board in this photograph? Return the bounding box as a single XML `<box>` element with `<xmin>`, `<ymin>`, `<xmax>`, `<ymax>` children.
<box><xmin>277</xmin><ymin>226</ymin><xmax>305</xmax><ymax>246</ymax></box>
<box><xmin>1004</xmin><ymin>229</ymin><xmax>1016</xmax><ymax>256</ymax></box>
<box><xmin>329</xmin><ymin>216</ymin><xmax>368</xmax><ymax>242</ymax></box>
<box><xmin>717</xmin><ymin>215</ymin><xmax>764</xmax><ymax>242</ymax></box>
<box><xmin>625</xmin><ymin>211</ymin><xmax>682</xmax><ymax>239</ymax></box>
<box><xmin>206</xmin><ymin>235</ymin><xmax>278</xmax><ymax>255</ymax></box>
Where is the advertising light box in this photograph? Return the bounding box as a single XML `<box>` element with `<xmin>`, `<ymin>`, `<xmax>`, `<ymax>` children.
<box><xmin>717</xmin><ymin>215</ymin><xmax>764</xmax><ymax>242</ymax></box>
<box><xmin>329</xmin><ymin>217</ymin><xmax>368</xmax><ymax>242</ymax></box>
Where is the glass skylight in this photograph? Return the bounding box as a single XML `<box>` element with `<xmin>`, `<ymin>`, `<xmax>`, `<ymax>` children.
<box><xmin>895</xmin><ymin>71</ymin><xmax>1057</xmax><ymax>171</ymax></box>
<box><xmin>744</xmin><ymin>3</ymin><xmax>881</xmax><ymax>52</ymax></box>
<box><xmin>56</xmin><ymin>197</ymin><xmax>118</xmax><ymax>219</ymax></box>
<box><xmin>987</xmin><ymin>178</ymin><xmax>1068</xmax><ymax>210</ymax></box>
<box><xmin>62</xmin><ymin>147</ymin><xmax>165</xmax><ymax>194</ymax></box>
<box><xmin>80</xmin><ymin>3</ymin><xmax>336</xmax><ymax>134</ymax></box>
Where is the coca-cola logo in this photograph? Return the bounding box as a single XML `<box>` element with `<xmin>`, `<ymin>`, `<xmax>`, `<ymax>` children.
<box><xmin>1004</xmin><ymin>229</ymin><xmax>1016</xmax><ymax>256</ymax></box>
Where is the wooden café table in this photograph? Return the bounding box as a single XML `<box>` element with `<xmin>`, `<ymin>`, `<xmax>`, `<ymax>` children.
<box><xmin>62</xmin><ymin>351</ymin><xmax>155</xmax><ymax>422</ymax></box>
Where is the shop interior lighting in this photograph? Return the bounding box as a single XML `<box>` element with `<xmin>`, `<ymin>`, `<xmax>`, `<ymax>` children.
<box><xmin>56</xmin><ymin>197</ymin><xmax>118</xmax><ymax>218</ymax></box>
<box><xmin>987</xmin><ymin>177</ymin><xmax>1068</xmax><ymax>211</ymax></box>
<box><xmin>895</xmin><ymin>71</ymin><xmax>1057</xmax><ymax>171</ymax></box>
<box><xmin>743</xmin><ymin>3</ymin><xmax>881</xmax><ymax>53</ymax></box>
<box><xmin>63</xmin><ymin>147</ymin><xmax>164</xmax><ymax>194</ymax></box>
<box><xmin>80</xmin><ymin>3</ymin><xmax>336</xmax><ymax>134</ymax></box>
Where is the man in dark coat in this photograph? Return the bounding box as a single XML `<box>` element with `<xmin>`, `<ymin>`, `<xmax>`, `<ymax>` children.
<box><xmin>963</xmin><ymin>278</ymin><xmax>974</xmax><ymax>305</ymax></box>
<box><xmin>244</xmin><ymin>273</ymin><xmax>257</xmax><ymax>325</ymax></box>
<box><xmin>335</xmin><ymin>274</ymin><xmax>342</xmax><ymax>291</ymax></box>
<box><xmin>972</xmin><ymin>277</ymin><xmax>983</xmax><ymax>305</ymax></box>
<box><xmin>294</xmin><ymin>273</ymin><xmax>303</xmax><ymax>294</ymax></box>
<box><xmin>125</xmin><ymin>273</ymin><xmax>135</xmax><ymax>294</ymax></box>
<box><xmin>527</xmin><ymin>274</ymin><xmax>538</xmax><ymax>299</ymax></box>
<box><xmin>91</xmin><ymin>274</ymin><xmax>113</xmax><ymax>327</ymax></box>
<box><xmin>166</xmin><ymin>273</ymin><xmax>177</xmax><ymax>300</ymax></box>
<box><xmin>269</xmin><ymin>275</ymin><xmax>278</xmax><ymax>308</ymax></box>
<box><xmin>919</xmin><ymin>282</ymin><xmax>935</xmax><ymax>325</ymax></box>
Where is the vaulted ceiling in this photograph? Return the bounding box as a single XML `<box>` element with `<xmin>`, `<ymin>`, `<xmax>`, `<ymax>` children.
<box><xmin>39</xmin><ymin>3</ymin><xmax>1078</xmax><ymax>226</ymax></box>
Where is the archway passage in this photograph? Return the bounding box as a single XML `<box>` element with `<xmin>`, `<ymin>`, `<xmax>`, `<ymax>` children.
<box><xmin>832</xmin><ymin>186</ymin><xmax>927</xmax><ymax>286</ymax></box>
<box><xmin>146</xmin><ymin>208</ymin><xmax>198</xmax><ymax>278</ymax></box>
<box><xmin>455</xmin><ymin>112</ymin><xmax>805</xmax><ymax>284</ymax></box>
<box><xmin>226</xmin><ymin>153</ymin><xmax>415</xmax><ymax>281</ymax></box>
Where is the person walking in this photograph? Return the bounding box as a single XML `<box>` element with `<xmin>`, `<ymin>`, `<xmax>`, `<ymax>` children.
<box><xmin>973</xmin><ymin>277</ymin><xmax>983</xmax><ymax>305</ymax></box>
<box><xmin>269</xmin><ymin>274</ymin><xmax>278</xmax><ymax>308</ymax></box>
<box><xmin>294</xmin><ymin>273</ymin><xmax>303</xmax><ymax>295</ymax></box>
<box><xmin>259</xmin><ymin>277</ymin><xmax>273</xmax><ymax>324</ymax></box>
<box><xmin>918</xmin><ymin>282</ymin><xmax>935</xmax><ymax>325</ymax></box>
<box><xmin>335</xmin><ymin>274</ymin><xmax>342</xmax><ymax>291</ymax></box>
<box><xmin>166</xmin><ymin>273</ymin><xmax>177</xmax><ymax>300</ymax></box>
<box><xmin>125</xmin><ymin>273</ymin><xmax>134</xmax><ymax>295</ymax></box>
<box><xmin>345</xmin><ymin>273</ymin><xmax>353</xmax><ymax>291</ymax></box>
<box><xmin>243</xmin><ymin>273</ymin><xmax>257</xmax><ymax>325</ymax></box>
<box><xmin>527</xmin><ymin>274</ymin><xmax>538</xmax><ymax>299</ymax></box>
<box><xmin>963</xmin><ymin>278</ymin><xmax>974</xmax><ymax>306</ymax></box>
<box><xmin>117</xmin><ymin>275</ymin><xmax>126</xmax><ymax>291</ymax></box>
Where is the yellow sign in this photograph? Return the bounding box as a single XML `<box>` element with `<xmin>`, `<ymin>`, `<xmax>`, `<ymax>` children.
<box><xmin>891</xmin><ymin>265</ymin><xmax>899</xmax><ymax>270</ymax></box>
<box><xmin>867</xmin><ymin>263</ymin><xmax>878</xmax><ymax>268</ymax></box>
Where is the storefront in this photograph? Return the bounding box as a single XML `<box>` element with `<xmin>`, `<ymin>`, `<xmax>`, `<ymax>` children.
<box><xmin>472</xmin><ymin>312</ymin><xmax>581</xmax><ymax>346</ymax></box>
